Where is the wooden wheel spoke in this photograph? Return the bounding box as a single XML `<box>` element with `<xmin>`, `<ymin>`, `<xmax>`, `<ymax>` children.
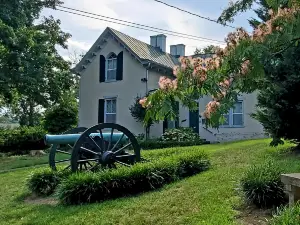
<box><xmin>55</xmin><ymin>159</ymin><xmax>70</xmax><ymax>163</ymax></box>
<box><xmin>110</xmin><ymin>133</ymin><xmax>124</xmax><ymax>152</ymax></box>
<box><xmin>115</xmin><ymin>154</ymin><xmax>135</xmax><ymax>161</ymax></box>
<box><xmin>98</xmin><ymin>127</ymin><xmax>105</xmax><ymax>151</ymax></box>
<box><xmin>115</xmin><ymin>160</ymin><xmax>131</xmax><ymax>167</ymax></box>
<box><xmin>56</xmin><ymin>149</ymin><xmax>71</xmax><ymax>155</ymax></box>
<box><xmin>85</xmin><ymin>136</ymin><xmax>103</xmax><ymax>152</ymax></box>
<box><xmin>114</xmin><ymin>142</ymin><xmax>132</xmax><ymax>155</ymax></box>
<box><xmin>80</xmin><ymin>146</ymin><xmax>101</xmax><ymax>155</ymax></box>
<box><xmin>77</xmin><ymin>158</ymin><xmax>99</xmax><ymax>163</ymax></box>
<box><xmin>107</xmin><ymin>128</ymin><xmax>114</xmax><ymax>151</ymax></box>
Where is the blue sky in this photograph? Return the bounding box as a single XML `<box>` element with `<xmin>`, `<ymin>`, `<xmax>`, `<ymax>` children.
<box><xmin>41</xmin><ymin>0</ymin><xmax>258</xmax><ymax>60</ymax></box>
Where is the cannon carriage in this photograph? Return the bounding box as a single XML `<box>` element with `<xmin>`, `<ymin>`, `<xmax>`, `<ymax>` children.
<box><xmin>45</xmin><ymin>123</ymin><xmax>141</xmax><ymax>172</ymax></box>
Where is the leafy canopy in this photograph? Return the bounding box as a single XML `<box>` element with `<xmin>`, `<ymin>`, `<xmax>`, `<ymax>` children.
<box><xmin>141</xmin><ymin>0</ymin><xmax>300</xmax><ymax>144</ymax></box>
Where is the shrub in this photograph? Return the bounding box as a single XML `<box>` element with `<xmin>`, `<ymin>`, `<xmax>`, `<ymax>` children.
<box><xmin>27</xmin><ymin>168</ymin><xmax>71</xmax><ymax>196</ymax></box>
<box><xmin>241</xmin><ymin>160</ymin><xmax>286</xmax><ymax>208</ymax></box>
<box><xmin>43</xmin><ymin>102</ymin><xmax>78</xmax><ymax>134</ymax></box>
<box><xmin>139</xmin><ymin>139</ymin><xmax>206</xmax><ymax>150</ymax></box>
<box><xmin>269</xmin><ymin>202</ymin><xmax>300</xmax><ymax>225</ymax></box>
<box><xmin>161</xmin><ymin>127</ymin><xmax>202</xmax><ymax>142</ymax></box>
<box><xmin>0</xmin><ymin>126</ymin><xmax>47</xmax><ymax>154</ymax></box>
<box><xmin>57</xmin><ymin>151</ymin><xmax>210</xmax><ymax>205</ymax></box>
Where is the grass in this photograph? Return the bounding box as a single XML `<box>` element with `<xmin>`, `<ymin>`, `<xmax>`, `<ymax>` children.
<box><xmin>0</xmin><ymin>139</ymin><xmax>299</xmax><ymax>225</ymax></box>
<box><xmin>0</xmin><ymin>153</ymin><xmax>69</xmax><ymax>172</ymax></box>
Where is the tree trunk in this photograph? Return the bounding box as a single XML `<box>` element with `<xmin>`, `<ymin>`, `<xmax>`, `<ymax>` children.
<box><xmin>28</xmin><ymin>100</ymin><xmax>35</xmax><ymax>126</ymax></box>
<box><xmin>146</xmin><ymin>126</ymin><xmax>150</xmax><ymax>140</ymax></box>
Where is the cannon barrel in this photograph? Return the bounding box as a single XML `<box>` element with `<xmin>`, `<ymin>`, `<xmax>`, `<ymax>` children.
<box><xmin>44</xmin><ymin>132</ymin><xmax>127</xmax><ymax>145</ymax></box>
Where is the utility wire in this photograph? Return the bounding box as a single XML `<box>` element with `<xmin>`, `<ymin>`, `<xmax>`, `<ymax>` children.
<box><xmin>56</xmin><ymin>7</ymin><xmax>225</xmax><ymax>44</ymax></box>
<box><xmin>152</xmin><ymin>0</ymin><xmax>237</xmax><ymax>29</ymax></box>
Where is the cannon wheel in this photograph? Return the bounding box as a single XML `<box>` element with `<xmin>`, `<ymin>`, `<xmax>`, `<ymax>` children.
<box><xmin>49</xmin><ymin>127</ymin><xmax>88</xmax><ymax>171</ymax></box>
<box><xmin>70</xmin><ymin>123</ymin><xmax>141</xmax><ymax>172</ymax></box>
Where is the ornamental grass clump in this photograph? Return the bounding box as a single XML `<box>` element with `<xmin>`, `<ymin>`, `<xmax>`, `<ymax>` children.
<box><xmin>269</xmin><ymin>202</ymin><xmax>300</xmax><ymax>225</ymax></box>
<box><xmin>241</xmin><ymin>160</ymin><xmax>286</xmax><ymax>208</ymax></box>
<box><xmin>27</xmin><ymin>167</ymin><xmax>71</xmax><ymax>196</ymax></box>
<box><xmin>57</xmin><ymin>151</ymin><xmax>210</xmax><ymax>205</ymax></box>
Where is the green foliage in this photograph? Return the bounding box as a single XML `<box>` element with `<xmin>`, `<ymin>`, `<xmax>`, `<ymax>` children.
<box><xmin>27</xmin><ymin>168</ymin><xmax>71</xmax><ymax>196</ymax></box>
<box><xmin>217</xmin><ymin>0</ymin><xmax>256</xmax><ymax>25</ymax></box>
<box><xmin>0</xmin><ymin>0</ymin><xmax>78</xmax><ymax>126</ymax></box>
<box><xmin>241</xmin><ymin>160</ymin><xmax>286</xmax><ymax>208</ymax></box>
<box><xmin>139</xmin><ymin>139</ymin><xmax>205</xmax><ymax>150</ymax></box>
<box><xmin>0</xmin><ymin>126</ymin><xmax>47</xmax><ymax>154</ymax></box>
<box><xmin>43</xmin><ymin>99</ymin><xmax>78</xmax><ymax>134</ymax></box>
<box><xmin>194</xmin><ymin>45</ymin><xmax>220</xmax><ymax>54</ymax></box>
<box><xmin>269</xmin><ymin>202</ymin><xmax>300</xmax><ymax>224</ymax></box>
<box><xmin>251</xmin><ymin>45</ymin><xmax>300</xmax><ymax>146</ymax></box>
<box><xmin>57</xmin><ymin>151</ymin><xmax>210</xmax><ymax>205</ymax></box>
<box><xmin>161</xmin><ymin>127</ymin><xmax>202</xmax><ymax>142</ymax></box>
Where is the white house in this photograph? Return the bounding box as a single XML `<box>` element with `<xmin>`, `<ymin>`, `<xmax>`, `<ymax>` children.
<box><xmin>74</xmin><ymin>27</ymin><xmax>266</xmax><ymax>143</ymax></box>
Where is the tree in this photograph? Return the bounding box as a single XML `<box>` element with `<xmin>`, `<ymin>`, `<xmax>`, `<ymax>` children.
<box><xmin>142</xmin><ymin>0</ymin><xmax>300</xmax><ymax>147</ymax></box>
<box><xmin>43</xmin><ymin>93</ymin><xmax>78</xmax><ymax>134</ymax></box>
<box><xmin>194</xmin><ymin>45</ymin><xmax>220</xmax><ymax>54</ymax></box>
<box><xmin>129</xmin><ymin>95</ymin><xmax>154</xmax><ymax>139</ymax></box>
<box><xmin>0</xmin><ymin>0</ymin><xmax>77</xmax><ymax>126</ymax></box>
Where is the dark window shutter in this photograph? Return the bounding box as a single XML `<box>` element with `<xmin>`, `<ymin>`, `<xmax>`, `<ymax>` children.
<box><xmin>100</xmin><ymin>55</ymin><xmax>106</xmax><ymax>82</ymax></box>
<box><xmin>98</xmin><ymin>99</ymin><xmax>105</xmax><ymax>123</ymax></box>
<box><xmin>163</xmin><ymin>118</ymin><xmax>168</xmax><ymax>133</ymax></box>
<box><xmin>116</xmin><ymin>51</ymin><xmax>123</xmax><ymax>81</ymax></box>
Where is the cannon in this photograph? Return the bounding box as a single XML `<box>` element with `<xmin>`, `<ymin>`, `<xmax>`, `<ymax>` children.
<box><xmin>45</xmin><ymin>123</ymin><xmax>141</xmax><ymax>172</ymax></box>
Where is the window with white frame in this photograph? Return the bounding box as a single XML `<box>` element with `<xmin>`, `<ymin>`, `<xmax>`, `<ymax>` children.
<box><xmin>106</xmin><ymin>53</ymin><xmax>117</xmax><ymax>81</ymax></box>
<box><xmin>221</xmin><ymin>101</ymin><xmax>243</xmax><ymax>127</ymax></box>
<box><xmin>105</xmin><ymin>98</ymin><xmax>117</xmax><ymax>123</ymax></box>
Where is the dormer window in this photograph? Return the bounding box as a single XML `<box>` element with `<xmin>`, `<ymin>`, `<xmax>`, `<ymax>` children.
<box><xmin>106</xmin><ymin>53</ymin><xmax>117</xmax><ymax>81</ymax></box>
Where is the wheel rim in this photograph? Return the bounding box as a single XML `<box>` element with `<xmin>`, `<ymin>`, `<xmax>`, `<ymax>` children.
<box><xmin>49</xmin><ymin>127</ymin><xmax>88</xmax><ymax>171</ymax></box>
<box><xmin>71</xmin><ymin>123</ymin><xmax>141</xmax><ymax>172</ymax></box>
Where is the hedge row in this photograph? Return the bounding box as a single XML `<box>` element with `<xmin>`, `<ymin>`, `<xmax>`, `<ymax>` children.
<box><xmin>58</xmin><ymin>151</ymin><xmax>210</xmax><ymax>205</ymax></box>
<box><xmin>0</xmin><ymin>126</ymin><xmax>48</xmax><ymax>154</ymax></box>
<box><xmin>139</xmin><ymin>140</ymin><xmax>208</xmax><ymax>150</ymax></box>
<box><xmin>27</xmin><ymin>150</ymin><xmax>210</xmax><ymax>205</ymax></box>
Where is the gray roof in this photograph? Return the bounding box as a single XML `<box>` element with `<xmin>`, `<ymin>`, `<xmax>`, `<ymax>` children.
<box><xmin>108</xmin><ymin>27</ymin><xmax>179</xmax><ymax>69</ymax></box>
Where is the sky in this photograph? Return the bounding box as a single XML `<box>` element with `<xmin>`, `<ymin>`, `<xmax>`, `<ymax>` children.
<box><xmin>41</xmin><ymin>0</ymin><xmax>258</xmax><ymax>61</ymax></box>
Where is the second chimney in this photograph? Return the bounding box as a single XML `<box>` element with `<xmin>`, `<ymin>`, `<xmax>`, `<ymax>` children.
<box><xmin>170</xmin><ymin>44</ymin><xmax>185</xmax><ymax>57</ymax></box>
<box><xmin>150</xmin><ymin>34</ymin><xmax>166</xmax><ymax>52</ymax></box>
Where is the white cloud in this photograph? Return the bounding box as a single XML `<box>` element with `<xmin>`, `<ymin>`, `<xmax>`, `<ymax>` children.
<box><xmin>43</xmin><ymin>0</ymin><xmax>255</xmax><ymax>56</ymax></box>
<box><xmin>67</xmin><ymin>39</ymin><xmax>91</xmax><ymax>51</ymax></box>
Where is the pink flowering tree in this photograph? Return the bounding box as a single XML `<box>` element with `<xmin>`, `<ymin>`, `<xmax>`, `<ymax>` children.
<box><xmin>141</xmin><ymin>0</ymin><xmax>300</xmax><ymax>130</ymax></box>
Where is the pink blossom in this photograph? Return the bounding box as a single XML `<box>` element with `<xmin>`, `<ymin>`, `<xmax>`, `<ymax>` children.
<box><xmin>241</xmin><ymin>60</ymin><xmax>250</xmax><ymax>75</ymax></box>
<box><xmin>173</xmin><ymin>65</ymin><xmax>179</xmax><ymax>76</ymax></box>
<box><xmin>139</xmin><ymin>97</ymin><xmax>147</xmax><ymax>108</ymax></box>
<box><xmin>158</xmin><ymin>76</ymin><xmax>176</xmax><ymax>90</ymax></box>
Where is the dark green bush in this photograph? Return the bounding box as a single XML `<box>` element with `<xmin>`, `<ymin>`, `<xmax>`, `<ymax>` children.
<box><xmin>57</xmin><ymin>151</ymin><xmax>210</xmax><ymax>205</ymax></box>
<box><xmin>241</xmin><ymin>160</ymin><xmax>286</xmax><ymax>208</ymax></box>
<box><xmin>269</xmin><ymin>202</ymin><xmax>300</xmax><ymax>225</ymax></box>
<box><xmin>139</xmin><ymin>139</ymin><xmax>206</xmax><ymax>150</ymax></box>
<box><xmin>0</xmin><ymin>126</ymin><xmax>47</xmax><ymax>154</ymax></box>
<box><xmin>161</xmin><ymin>127</ymin><xmax>202</xmax><ymax>142</ymax></box>
<box><xmin>43</xmin><ymin>102</ymin><xmax>78</xmax><ymax>134</ymax></box>
<box><xmin>27</xmin><ymin>168</ymin><xmax>71</xmax><ymax>196</ymax></box>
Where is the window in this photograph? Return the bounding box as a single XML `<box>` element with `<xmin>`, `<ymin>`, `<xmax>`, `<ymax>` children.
<box><xmin>104</xmin><ymin>98</ymin><xmax>117</xmax><ymax>123</ymax></box>
<box><xmin>106</xmin><ymin>53</ymin><xmax>117</xmax><ymax>81</ymax></box>
<box><xmin>220</xmin><ymin>101</ymin><xmax>243</xmax><ymax>127</ymax></box>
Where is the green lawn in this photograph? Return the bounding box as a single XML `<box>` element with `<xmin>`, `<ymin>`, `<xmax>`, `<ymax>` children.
<box><xmin>0</xmin><ymin>139</ymin><xmax>299</xmax><ymax>225</ymax></box>
<box><xmin>0</xmin><ymin>153</ymin><xmax>69</xmax><ymax>172</ymax></box>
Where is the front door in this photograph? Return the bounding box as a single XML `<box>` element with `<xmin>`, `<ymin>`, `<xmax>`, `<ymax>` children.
<box><xmin>189</xmin><ymin>103</ymin><xmax>199</xmax><ymax>134</ymax></box>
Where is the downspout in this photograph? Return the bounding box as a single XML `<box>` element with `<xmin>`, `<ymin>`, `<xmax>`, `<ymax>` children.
<box><xmin>145</xmin><ymin>62</ymin><xmax>151</xmax><ymax>139</ymax></box>
<box><xmin>145</xmin><ymin>62</ymin><xmax>151</xmax><ymax>95</ymax></box>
